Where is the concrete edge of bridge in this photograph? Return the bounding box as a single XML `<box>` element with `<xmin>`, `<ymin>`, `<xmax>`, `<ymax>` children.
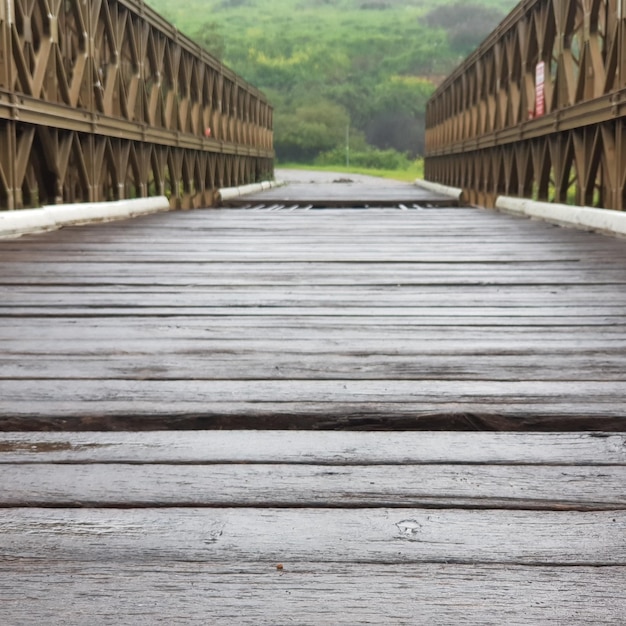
<box><xmin>414</xmin><ymin>179</ymin><xmax>464</xmax><ymax>201</ymax></box>
<box><xmin>218</xmin><ymin>180</ymin><xmax>286</xmax><ymax>203</ymax></box>
<box><xmin>416</xmin><ymin>178</ymin><xmax>626</xmax><ymax>238</ymax></box>
<box><xmin>496</xmin><ymin>196</ymin><xmax>626</xmax><ymax>238</ymax></box>
<box><xmin>0</xmin><ymin>197</ymin><xmax>171</xmax><ymax>239</ymax></box>
<box><xmin>0</xmin><ymin>179</ymin><xmax>284</xmax><ymax>239</ymax></box>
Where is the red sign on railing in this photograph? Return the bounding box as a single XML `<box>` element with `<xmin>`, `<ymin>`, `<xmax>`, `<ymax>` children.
<box><xmin>535</xmin><ymin>61</ymin><xmax>545</xmax><ymax>117</ymax></box>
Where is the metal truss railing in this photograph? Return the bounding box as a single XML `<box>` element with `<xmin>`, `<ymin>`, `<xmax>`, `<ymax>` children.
<box><xmin>425</xmin><ymin>0</ymin><xmax>626</xmax><ymax>211</ymax></box>
<box><xmin>0</xmin><ymin>0</ymin><xmax>274</xmax><ymax>210</ymax></box>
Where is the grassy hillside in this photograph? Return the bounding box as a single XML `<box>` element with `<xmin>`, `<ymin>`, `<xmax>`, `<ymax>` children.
<box><xmin>146</xmin><ymin>0</ymin><xmax>519</xmax><ymax>165</ymax></box>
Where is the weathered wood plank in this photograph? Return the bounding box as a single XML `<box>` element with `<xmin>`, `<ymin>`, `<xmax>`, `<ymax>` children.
<box><xmin>2</xmin><ymin>307</ymin><xmax>625</xmax><ymax>322</ymax></box>
<box><xmin>2</xmin><ymin>431</ymin><xmax>624</xmax><ymax>465</ymax></box>
<box><xmin>2</xmin><ymin>311</ymin><xmax>624</xmax><ymax>327</ymax></box>
<box><xmin>2</xmin><ymin>319</ymin><xmax>626</xmax><ymax>340</ymax></box>
<box><xmin>2</xmin><ymin>248</ymin><xmax>622</xmax><ymax>258</ymax></box>
<box><xmin>0</xmin><ymin>463</ymin><xmax>623</xmax><ymax>510</ymax></box>
<box><xmin>2</xmin><ymin>378</ymin><xmax>625</xmax><ymax>430</ymax></box>
<box><xmin>1</xmin><ymin>562</ymin><xmax>624</xmax><ymax>625</ymax></box>
<box><xmin>2</xmin><ymin>354</ymin><xmax>626</xmax><ymax>381</ymax></box>
<box><xmin>4</xmin><ymin>286</ymin><xmax>626</xmax><ymax>306</ymax></box>
<box><xmin>0</xmin><ymin>508</ymin><xmax>624</xmax><ymax>565</ymax></box>
<box><xmin>2</xmin><ymin>316</ymin><xmax>626</xmax><ymax>335</ymax></box>
<box><xmin>2</xmin><ymin>263</ymin><xmax>626</xmax><ymax>287</ymax></box>
<box><xmin>2</xmin><ymin>378</ymin><xmax>624</xmax><ymax>402</ymax></box>
<box><xmin>2</xmin><ymin>400</ymin><xmax>625</xmax><ymax>432</ymax></box>
<box><xmin>4</xmin><ymin>337</ymin><xmax>626</xmax><ymax>353</ymax></box>
<box><xmin>0</xmin><ymin>324</ymin><xmax>626</xmax><ymax>344</ymax></box>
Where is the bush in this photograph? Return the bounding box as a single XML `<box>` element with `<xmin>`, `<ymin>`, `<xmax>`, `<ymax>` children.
<box><xmin>315</xmin><ymin>147</ymin><xmax>411</xmax><ymax>170</ymax></box>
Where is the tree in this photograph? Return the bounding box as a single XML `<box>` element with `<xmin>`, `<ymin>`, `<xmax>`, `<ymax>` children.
<box><xmin>425</xmin><ymin>3</ymin><xmax>505</xmax><ymax>56</ymax></box>
<box><xmin>364</xmin><ymin>76</ymin><xmax>434</xmax><ymax>156</ymax></box>
<box><xmin>274</xmin><ymin>100</ymin><xmax>349</xmax><ymax>162</ymax></box>
<box><xmin>192</xmin><ymin>22</ymin><xmax>226</xmax><ymax>60</ymax></box>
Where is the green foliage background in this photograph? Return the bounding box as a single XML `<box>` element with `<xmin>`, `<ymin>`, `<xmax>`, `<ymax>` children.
<box><xmin>146</xmin><ymin>0</ymin><xmax>518</xmax><ymax>166</ymax></box>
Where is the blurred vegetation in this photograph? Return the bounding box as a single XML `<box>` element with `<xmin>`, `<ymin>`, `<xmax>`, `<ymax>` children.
<box><xmin>279</xmin><ymin>160</ymin><xmax>426</xmax><ymax>183</ymax></box>
<box><xmin>147</xmin><ymin>0</ymin><xmax>518</xmax><ymax>166</ymax></box>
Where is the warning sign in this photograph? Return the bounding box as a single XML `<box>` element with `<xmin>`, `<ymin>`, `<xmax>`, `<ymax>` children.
<box><xmin>535</xmin><ymin>61</ymin><xmax>545</xmax><ymax>117</ymax></box>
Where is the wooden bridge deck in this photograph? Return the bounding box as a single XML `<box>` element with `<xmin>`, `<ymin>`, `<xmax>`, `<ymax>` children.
<box><xmin>1</xmin><ymin>174</ymin><xmax>626</xmax><ymax>430</ymax></box>
<box><xmin>0</xmin><ymin>430</ymin><xmax>625</xmax><ymax>623</ymax></box>
<box><xmin>1</xmin><ymin>172</ymin><xmax>625</xmax><ymax>622</ymax></box>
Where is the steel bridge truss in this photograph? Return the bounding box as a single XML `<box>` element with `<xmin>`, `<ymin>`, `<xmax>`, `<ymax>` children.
<box><xmin>0</xmin><ymin>0</ymin><xmax>274</xmax><ymax>210</ymax></box>
<box><xmin>425</xmin><ymin>0</ymin><xmax>626</xmax><ymax>211</ymax></box>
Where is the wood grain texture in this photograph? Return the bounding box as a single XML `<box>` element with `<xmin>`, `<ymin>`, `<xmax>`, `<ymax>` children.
<box><xmin>1</xmin><ymin>429</ymin><xmax>625</xmax><ymax>623</ymax></box>
<box><xmin>1</xmin><ymin>182</ymin><xmax>626</xmax><ymax>429</ymax></box>
<box><xmin>2</xmin><ymin>562</ymin><xmax>624</xmax><ymax>625</ymax></box>
<box><xmin>1</xmin><ymin>507</ymin><xmax>624</xmax><ymax>565</ymax></box>
<box><xmin>2</xmin><ymin>431</ymin><xmax>624</xmax><ymax>464</ymax></box>
<box><xmin>1</xmin><ymin>462</ymin><xmax>624</xmax><ymax>509</ymax></box>
<box><xmin>1</xmin><ymin>379</ymin><xmax>625</xmax><ymax>432</ymax></box>
<box><xmin>2</xmin><ymin>175</ymin><xmax>625</xmax><ymax>622</ymax></box>
<box><xmin>3</xmin><ymin>351</ymin><xmax>626</xmax><ymax>381</ymax></box>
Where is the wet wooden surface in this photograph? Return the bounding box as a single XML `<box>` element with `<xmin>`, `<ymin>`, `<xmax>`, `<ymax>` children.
<box><xmin>2</xmin><ymin>171</ymin><xmax>626</xmax><ymax>622</ymax></box>
<box><xmin>1</xmin><ymin>431</ymin><xmax>625</xmax><ymax>624</ymax></box>
<box><xmin>1</xmin><ymin>174</ymin><xmax>626</xmax><ymax>429</ymax></box>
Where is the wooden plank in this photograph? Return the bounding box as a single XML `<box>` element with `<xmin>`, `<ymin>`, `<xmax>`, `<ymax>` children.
<box><xmin>0</xmin><ymin>251</ymin><xmax>618</xmax><ymax>263</ymax></box>
<box><xmin>1</xmin><ymin>562</ymin><xmax>624</xmax><ymax>625</ymax></box>
<box><xmin>0</xmin><ymin>410</ymin><xmax>620</xmax><ymax>432</ymax></box>
<box><xmin>0</xmin><ymin>260</ymin><xmax>623</xmax><ymax>272</ymax></box>
<box><xmin>8</xmin><ymin>226</ymin><xmax>619</xmax><ymax>241</ymax></box>
<box><xmin>0</xmin><ymin>462</ymin><xmax>624</xmax><ymax>510</ymax></box>
<box><xmin>4</xmin><ymin>286</ymin><xmax>626</xmax><ymax>306</ymax></box>
<box><xmin>0</xmin><ymin>507</ymin><xmax>624</xmax><ymax>565</ymax></box>
<box><xmin>1</xmin><ymin>239</ymin><xmax>624</xmax><ymax>250</ymax></box>
<box><xmin>1</xmin><ymin>307</ymin><xmax>625</xmax><ymax>321</ymax></box>
<box><xmin>1</xmin><ymin>312</ymin><xmax>624</xmax><ymax>327</ymax></box>
<box><xmin>0</xmin><ymin>330</ymin><xmax>626</xmax><ymax>344</ymax></box>
<box><xmin>4</xmin><ymin>335</ymin><xmax>626</xmax><ymax>350</ymax></box>
<box><xmin>2</xmin><ymin>402</ymin><xmax>625</xmax><ymax>432</ymax></box>
<box><xmin>2</xmin><ymin>377</ymin><xmax>625</xmax><ymax>431</ymax></box>
<box><xmin>3</xmin><ymin>351</ymin><xmax>626</xmax><ymax>381</ymax></box>
<box><xmin>1</xmin><ymin>268</ymin><xmax>625</xmax><ymax>286</ymax></box>
<box><xmin>2</xmin><ymin>378</ymin><xmax>624</xmax><ymax>402</ymax></box>
<box><xmin>2</xmin><ymin>319</ymin><xmax>626</xmax><ymax>340</ymax></box>
<box><xmin>1</xmin><ymin>431</ymin><xmax>624</xmax><ymax>465</ymax></box>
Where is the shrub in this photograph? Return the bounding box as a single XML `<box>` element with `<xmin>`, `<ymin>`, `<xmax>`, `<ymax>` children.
<box><xmin>315</xmin><ymin>147</ymin><xmax>411</xmax><ymax>170</ymax></box>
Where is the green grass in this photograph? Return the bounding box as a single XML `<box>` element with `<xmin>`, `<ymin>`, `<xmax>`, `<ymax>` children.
<box><xmin>277</xmin><ymin>160</ymin><xmax>425</xmax><ymax>183</ymax></box>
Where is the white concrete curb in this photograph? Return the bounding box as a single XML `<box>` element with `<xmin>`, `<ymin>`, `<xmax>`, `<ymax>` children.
<box><xmin>218</xmin><ymin>180</ymin><xmax>284</xmax><ymax>202</ymax></box>
<box><xmin>0</xmin><ymin>178</ymin><xmax>280</xmax><ymax>239</ymax></box>
<box><xmin>0</xmin><ymin>197</ymin><xmax>170</xmax><ymax>239</ymax></box>
<box><xmin>495</xmin><ymin>196</ymin><xmax>626</xmax><ymax>237</ymax></box>
<box><xmin>414</xmin><ymin>179</ymin><xmax>464</xmax><ymax>201</ymax></box>
<box><xmin>416</xmin><ymin>177</ymin><xmax>626</xmax><ymax>237</ymax></box>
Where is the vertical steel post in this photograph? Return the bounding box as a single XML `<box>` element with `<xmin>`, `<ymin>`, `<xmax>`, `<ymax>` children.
<box><xmin>0</xmin><ymin>121</ymin><xmax>15</xmax><ymax>210</ymax></box>
<box><xmin>0</xmin><ymin>1</ymin><xmax>16</xmax><ymax>210</ymax></box>
<box><xmin>0</xmin><ymin>1</ymin><xmax>7</xmax><ymax>90</ymax></box>
<box><xmin>616</xmin><ymin>0</ymin><xmax>626</xmax><ymax>89</ymax></box>
<box><xmin>0</xmin><ymin>0</ymin><xmax>14</xmax><ymax>91</ymax></box>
